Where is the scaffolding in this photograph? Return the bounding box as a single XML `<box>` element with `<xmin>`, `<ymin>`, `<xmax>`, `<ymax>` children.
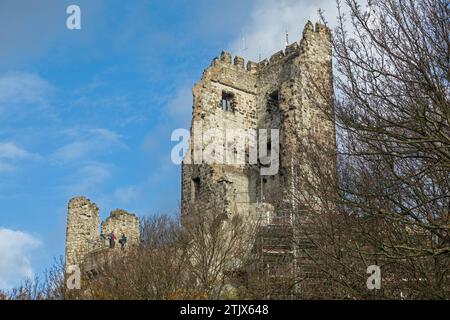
<box><xmin>253</xmin><ymin>203</ymin><xmax>296</xmax><ymax>299</ymax></box>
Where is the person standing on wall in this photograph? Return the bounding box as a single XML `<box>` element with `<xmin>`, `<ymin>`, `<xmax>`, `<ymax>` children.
<box><xmin>119</xmin><ymin>234</ymin><xmax>127</xmax><ymax>250</ymax></box>
<box><xmin>109</xmin><ymin>231</ymin><xmax>117</xmax><ymax>249</ymax></box>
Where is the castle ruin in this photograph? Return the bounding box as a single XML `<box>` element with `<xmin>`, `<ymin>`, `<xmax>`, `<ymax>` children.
<box><xmin>182</xmin><ymin>20</ymin><xmax>334</xmax><ymax>217</ymax></box>
<box><xmin>181</xmin><ymin>21</ymin><xmax>336</xmax><ymax>296</ymax></box>
<box><xmin>63</xmin><ymin>20</ymin><xmax>336</xmax><ymax>296</ymax></box>
<box><xmin>65</xmin><ymin>196</ymin><xmax>140</xmax><ymax>272</ymax></box>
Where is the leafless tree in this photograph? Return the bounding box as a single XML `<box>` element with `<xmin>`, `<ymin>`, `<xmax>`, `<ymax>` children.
<box><xmin>181</xmin><ymin>183</ymin><xmax>260</xmax><ymax>299</ymax></box>
<box><xmin>1</xmin><ymin>257</ymin><xmax>66</xmax><ymax>300</ymax></box>
<box><xmin>288</xmin><ymin>0</ymin><xmax>449</xmax><ymax>299</ymax></box>
<box><xmin>71</xmin><ymin>215</ymin><xmax>200</xmax><ymax>300</ymax></box>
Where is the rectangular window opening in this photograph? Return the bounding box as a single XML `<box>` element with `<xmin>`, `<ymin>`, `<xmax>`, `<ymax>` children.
<box><xmin>222</xmin><ymin>92</ymin><xmax>235</xmax><ymax>112</ymax></box>
<box><xmin>192</xmin><ymin>177</ymin><xmax>200</xmax><ymax>201</ymax></box>
<box><xmin>267</xmin><ymin>90</ymin><xmax>279</xmax><ymax>112</ymax></box>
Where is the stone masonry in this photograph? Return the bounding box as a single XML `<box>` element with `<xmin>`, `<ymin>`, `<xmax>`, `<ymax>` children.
<box><xmin>65</xmin><ymin>196</ymin><xmax>140</xmax><ymax>271</ymax></box>
<box><xmin>181</xmin><ymin>21</ymin><xmax>336</xmax><ymax>296</ymax></box>
<box><xmin>182</xmin><ymin>21</ymin><xmax>335</xmax><ymax>220</ymax></box>
<box><xmin>101</xmin><ymin>209</ymin><xmax>140</xmax><ymax>246</ymax></box>
<box><xmin>63</xmin><ymin>20</ymin><xmax>335</xmax><ymax>295</ymax></box>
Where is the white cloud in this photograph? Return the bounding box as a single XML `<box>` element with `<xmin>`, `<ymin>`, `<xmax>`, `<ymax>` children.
<box><xmin>0</xmin><ymin>162</ymin><xmax>15</xmax><ymax>173</ymax></box>
<box><xmin>51</xmin><ymin>141</ymin><xmax>91</xmax><ymax>164</ymax></box>
<box><xmin>0</xmin><ymin>142</ymin><xmax>33</xmax><ymax>173</ymax></box>
<box><xmin>0</xmin><ymin>72</ymin><xmax>56</xmax><ymax>125</ymax></box>
<box><xmin>229</xmin><ymin>0</ymin><xmax>338</xmax><ymax>61</ymax></box>
<box><xmin>50</xmin><ymin>128</ymin><xmax>124</xmax><ymax>196</ymax></box>
<box><xmin>51</xmin><ymin>128</ymin><xmax>126</xmax><ymax>164</ymax></box>
<box><xmin>77</xmin><ymin>163</ymin><xmax>112</xmax><ymax>184</ymax></box>
<box><xmin>142</xmin><ymin>85</ymin><xmax>192</xmax><ymax>153</ymax></box>
<box><xmin>64</xmin><ymin>162</ymin><xmax>113</xmax><ymax>195</ymax></box>
<box><xmin>0</xmin><ymin>72</ymin><xmax>52</xmax><ymax>104</ymax></box>
<box><xmin>0</xmin><ymin>142</ymin><xmax>30</xmax><ymax>160</ymax></box>
<box><xmin>0</xmin><ymin>228</ymin><xmax>42</xmax><ymax>290</ymax></box>
<box><xmin>114</xmin><ymin>186</ymin><xmax>140</xmax><ymax>205</ymax></box>
<box><xmin>167</xmin><ymin>86</ymin><xmax>193</xmax><ymax>127</ymax></box>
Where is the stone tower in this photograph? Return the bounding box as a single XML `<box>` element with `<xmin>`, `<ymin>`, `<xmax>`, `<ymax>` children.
<box><xmin>181</xmin><ymin>21</ymin><xmax>335</xmax><ymax>220</ymax></box>
<box><xmin>65</xmin><ymin>197</ymin><xmax>141</xmax><ymax>271</ymax></box>
<box><xmin>65</xmin><ymin>197</ymin><xmax>100</xmax><ymax>268</ymax></box>
<box><xmin>101</xmin><ymin>209</ymin><xmax>140</xmax><ymax>246</ymax></box>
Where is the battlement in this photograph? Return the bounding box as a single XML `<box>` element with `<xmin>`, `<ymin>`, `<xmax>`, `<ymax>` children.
<box><xmin>205</xmin><ymin>21</ymin><xmax>330</xmax><ymax>78</ymax></box>
<box><xmin>65</xmin><ymin>197</ymin><xmax>140</xmax><ymax>271</ymax></box>
<box><xmin>183</xmin><ymin>18</ymin><xmax>335</xmax><ymax>222</ymax></box>
<box><xmin>210</xmin><ymin>51</ymin><xmax>259</xmax><ymax>73</ymax></box>
<box><xmin>108</xmin><ymin>208</ymin><xmax>138</xmax><ymax>219</ymax></box>
<box><xmin>285</xmin><ymin>42</ymin><xmax>300</xmax><ymax>56</ymax></box>
<box><xmin>314</xmin><ymin>21</ymin><xmax>330</xmax><ymax>35</ymax></box>
<box><xmin>68</xmin><ymin>196</ymin><xmax>99</xmax><ymax>211</ymax></box>
<box><xmin>270</xmin><ymin>50</ymin><xmax>285</xmax><ymax>63</ymax></box>
<box><xmin>101</xmin><ymin>208</ymin><xmax>140</xmax><ymax>245</ymax></box>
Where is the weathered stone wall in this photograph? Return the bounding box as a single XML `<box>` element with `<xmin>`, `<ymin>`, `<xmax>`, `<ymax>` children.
<box><xmin>65</xmin><ymin>198</ymin><xmax>140</xmax><ymax>271</ymax></box>
<box><xmin>65</xmin><ymin>197</ymin><xmax>100</xmax><ymax>268</ymax></box>
<box><xmin>101</xmin><ymin>209</ymin><xmax>140</xmax><ymax>245</ymax></box>
<box><xmin>181</xmin><ymin>21</ymin><xmax>335</xmax><ymax>220</ymax></box>
<box><xmin>182</xmin><ymin>50</ymin><xmax>261</xmax><ymax>219</ymax></box>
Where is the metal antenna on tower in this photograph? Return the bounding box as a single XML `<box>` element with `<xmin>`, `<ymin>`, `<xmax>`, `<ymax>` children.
<box><xmin>241</xmin><ymin>33</ymin><xmax>248</xmax><ymax>52</ymax></box>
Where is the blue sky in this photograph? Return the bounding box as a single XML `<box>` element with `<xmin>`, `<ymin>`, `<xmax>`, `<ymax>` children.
<box><xmin>0</xmin><ymin>0</ymin><xmax>340</xmax><ymax>289</ymax></box>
